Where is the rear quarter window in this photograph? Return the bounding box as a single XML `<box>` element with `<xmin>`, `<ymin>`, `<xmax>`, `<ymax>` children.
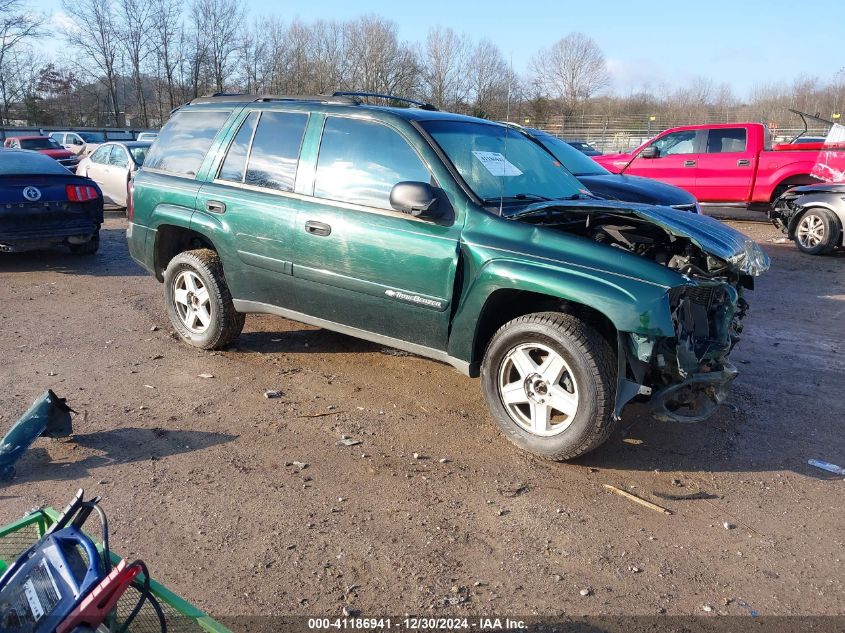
<box><xmin>144</xmin><ymin>110</ymin><xmax>230</xmax><ymax>176</ymax></box>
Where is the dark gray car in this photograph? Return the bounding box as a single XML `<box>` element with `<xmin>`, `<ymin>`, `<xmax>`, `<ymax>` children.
<box><xmin>516</xmin><ymin>127</ymin><xmax>701</xmax><ymax>213</ymax></box>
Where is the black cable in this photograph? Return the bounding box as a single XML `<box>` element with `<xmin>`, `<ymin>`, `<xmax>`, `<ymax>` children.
<box><xmin>116</xmin><ymin>560</ymin><xmax>167</xmax><ymax>633</ymax></box>
<box><xmin>84</xmin><ymin>502</ymin><xmax>111</xmax><ymax>575</ymax></box>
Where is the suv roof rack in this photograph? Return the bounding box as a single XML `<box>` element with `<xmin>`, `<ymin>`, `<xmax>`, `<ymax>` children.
<box><xmin>332</xmin><ymin>92</ymin><xmax>439</xmax><ymax>111</ymax></box>
<box><xmin>188</xmin><ymin>93</ymin><xmax>360</xmax><ymax>106</ymax></box>
<box><xmin>181</xmin><ymin>91</ymin><xmax>439</xmax><ymax>112</ymax></box>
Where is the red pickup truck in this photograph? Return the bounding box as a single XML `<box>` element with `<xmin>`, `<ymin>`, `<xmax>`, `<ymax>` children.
<box><xmin>594</xmin><ymin>122</ymin><xmax>845</xmax><ymax>205</ymax></box>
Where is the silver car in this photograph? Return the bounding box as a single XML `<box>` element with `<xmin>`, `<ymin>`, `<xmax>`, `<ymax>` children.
<box><xmin>76</xmin><ymin>141</ymin><xmax>151</xmax><ymax>208</ymax></box>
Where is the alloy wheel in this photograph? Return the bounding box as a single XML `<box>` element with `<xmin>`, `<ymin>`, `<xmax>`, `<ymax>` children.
<box><xmin>796</xmin><ymin>213</ymin><xmax>825</xmax><ymax>249</ymax></box>
<box><xmin>173</xmin><ymin>270</ymin><xmax>212</xmax><ymax>334</ymax></box>
<box><xmin>497</xmin><ymin>342</ymin><xmax>580</xmax><ymax>437</ymax></box>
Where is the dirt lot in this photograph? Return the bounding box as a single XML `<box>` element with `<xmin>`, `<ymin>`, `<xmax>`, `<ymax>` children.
<box><xmin>1</xmin><ymin>211</ymin><xmax>844</xmax><ymax>622</ymax></box>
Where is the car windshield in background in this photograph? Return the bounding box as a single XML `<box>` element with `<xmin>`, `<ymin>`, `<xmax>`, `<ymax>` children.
<box><xmin>129</xmin><ymin>146</ymin><xmax>149</xmax><ymax>166</ymax></box>
<box><xmin>20</xmin><ymin>138</ymin><xmax>62</xmax><ymax>150</ymax></box>
<box><xmin>421</xmin><ymin>120</ymin><xmax>584</xmax><ymax>208</ymax></box>
<box><xmin>0</xmin><ymin>150</ymin><xmax>69</xmax><ymax>175</ymax></box>
<box><xmin>528</xmin><ymin>130</ymin><xmax>610</xmax><ymax>176</ymax></box>
<box><xmin>78</xmin><ymin>132</ymin><xmax>106</xmax><ymax>143</ymax></box>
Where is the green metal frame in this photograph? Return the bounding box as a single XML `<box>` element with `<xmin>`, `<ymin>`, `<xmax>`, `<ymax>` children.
<box><xmin>0</xmin><ymin>507</ymin><xmax>231</xmax><ymax>633</ymax></box>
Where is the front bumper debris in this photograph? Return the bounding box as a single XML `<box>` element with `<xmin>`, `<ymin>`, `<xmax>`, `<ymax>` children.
<box><xmin>651</xmin><ymin>362</ymin><xmax>738</xmax><ymax>423</ymax></box>
<box><xmin>1</xmin><ymin>390</ymin><xmax>74</xmax><ymax>480</ymax></box>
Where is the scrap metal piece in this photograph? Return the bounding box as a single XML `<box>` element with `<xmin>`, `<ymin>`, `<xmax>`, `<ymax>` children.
<box><xmin>0</xmin><ymin>390</ymin><xmax>74</xmax><ymax>481</ymax></box>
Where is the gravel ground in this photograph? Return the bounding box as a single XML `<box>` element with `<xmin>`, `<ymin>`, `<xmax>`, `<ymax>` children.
<box><xmin>1</xmin><ymin>210</ymin><xmax>843</xmax><ymax>623</ymax></box>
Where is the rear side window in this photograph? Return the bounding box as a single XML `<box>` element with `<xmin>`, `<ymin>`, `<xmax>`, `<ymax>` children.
<box><xmin>244</xmin><ymin>111</ymin><xmax>308</xmax><ymax>191</ymax></box>
<box><xmin>218</xmin><ymin>112</ymin><xmax>259</xmax><ymax>183</ymax></box>
<box><xmin>90</xmin><ymin>145</ymin><xmax>110</xmax><ymax>164</ymax></box>
<box><xmin>144</xmin><ymin>110</ymin><xmax>230</xmax><ymax>176</ymax></box>
<box><xmin>706</xmin><ymin>128</ymin><xmax>747</xmax><ymax>153</ymax></box>
<box><xmin>109</xmin><ymin>145</ymin><xmax>129</xmax><ymax>167</ymax></box>
<box><xmin>313</xmin><ymin>117</ymin><xmax>430</xmax><ymax>209</ymax></box>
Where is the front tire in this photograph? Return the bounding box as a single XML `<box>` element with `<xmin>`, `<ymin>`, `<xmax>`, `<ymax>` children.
<box><xmin>163</xmin><ymin>249</ymin><xmax>245</xmax><ymax>349</ymax></box>
<box><xmin>794</xmin><ymin>208</ymin><xmax>840</xmax><ymax>255</ymax></box>
<box><xmin>481</xmin><ymin>312</ymin><xmax>618</xmax><ymax>461</ymax></box>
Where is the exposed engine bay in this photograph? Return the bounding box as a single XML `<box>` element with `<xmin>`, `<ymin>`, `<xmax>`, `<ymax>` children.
<box><xmin>512</xmin><ymin>202</ymin><xmax>771</xmax><ymax>423</ymax></box>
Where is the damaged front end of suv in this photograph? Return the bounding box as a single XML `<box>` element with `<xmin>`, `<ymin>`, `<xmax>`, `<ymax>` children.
<box><xmin>512</xmin><ymin>201</ymin><xmax>770</xmax><ymax>423</ymax></box>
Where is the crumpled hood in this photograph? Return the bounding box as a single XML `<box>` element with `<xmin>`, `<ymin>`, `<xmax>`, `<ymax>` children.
<box><xmin>578</xmin><ymin>173</ymin><xmax>696</xmax><ymax>206</ymax></box>
<box><xmin>512</xmin><ymin>199</ymin><xmax>771</xmax><ymax>277</ymax></box>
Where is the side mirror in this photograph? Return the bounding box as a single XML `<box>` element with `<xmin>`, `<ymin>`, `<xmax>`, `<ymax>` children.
<box><xmin>639</xmin><ymin>146</ymin><xmax>660</xmax><ymax>159</ymax></box>
<box><xmin>390</xmin><ymin>181</ymin><xmax>442</xmax><ymax>218</ymax></box>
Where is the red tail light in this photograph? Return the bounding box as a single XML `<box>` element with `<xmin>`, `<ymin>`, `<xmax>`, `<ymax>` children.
<box><xmin>126</xmin><ymin>179</ymin><xmax>135</xmax><ymax>221</ymax></box>
<box><xmin>66</xmin><ymin>184</ymin><xmax>99</xmax><ymax>202</ymax></box>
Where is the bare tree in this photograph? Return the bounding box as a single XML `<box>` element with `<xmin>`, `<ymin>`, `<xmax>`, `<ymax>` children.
<box><xmin>345</xmin><ymin>16</ymin><xmax>419</xmax><ymax>97</ymax></box>
<box><xmin>530</xmin><ymin>32</ymin><xmax>610</xmax><ymax>115</ymax></box>
<box><xmin>466</xmin><ymin>39</ymin><xmax>510</xmax><ymax>118</ymax></box>
<box><xmin>0</xmin><ymin>0</ymin><xmax>45</xmax><ymax>123</ymax></box>
<box><xmin>118</xmin><ymin>0</ymin><xmax>152</xmax><ymax>126</ymax></box>
<box><xmin>150</xmin><ymin>0</ymin><xmax>183</xmax><ymax>118</ymax></box>
<box><xmin>61</xmin><ymin>0</ymin><xmax>122</xmax><ymax>124</ymax></box>
<box><xmin>190</xmin><ymin>0</ymin><xmax>245</xmax><ymax>93</ymax></box>
<box><xmin>420</xmin><ymin>26</ymin><xmax>468</xmax><ymax>110</ymax></box>
<box><xmin>311</xmin><ymin>19</ymin><xmax>345</xmax><ymax>94</ymax></box>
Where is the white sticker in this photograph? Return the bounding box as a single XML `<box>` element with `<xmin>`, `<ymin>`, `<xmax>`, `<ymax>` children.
<box><xmin>472</xmin><ymin>151</ymin><xmax>523</xmax><ymax>177</ymax></box>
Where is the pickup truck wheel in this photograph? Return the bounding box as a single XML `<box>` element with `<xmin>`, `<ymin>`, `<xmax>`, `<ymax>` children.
<box><xmin>163</xmin><ymin>249</ymin><xmax>245</xmax><ymax>350</ymax></box>
<box><xmin>481</xmin><ymin>312</ymin><xmax>617</xmax><ymax>461</ymax></box>
<box><xmin>794</xmin><ymin>208</ymin><xmax>840</xmax><ymax>255</ymax></box>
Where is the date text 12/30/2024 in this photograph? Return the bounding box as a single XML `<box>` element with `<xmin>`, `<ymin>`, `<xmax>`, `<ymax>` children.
<box><xmin>308</xmin><ymin>618</ymin><xmax>527</xmax><ymax>630</ymax></box>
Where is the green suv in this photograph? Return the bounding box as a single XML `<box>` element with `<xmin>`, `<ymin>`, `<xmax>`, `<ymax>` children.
<box><xmin>127</xmin><ymin>92</ymin><xmax>769</xmax><ymax>460</ymax></box>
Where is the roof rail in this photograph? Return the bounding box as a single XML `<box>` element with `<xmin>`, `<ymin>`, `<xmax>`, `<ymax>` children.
<box><xmin>187</xmin><ymin>93</ymin><xmax>359</xmax><ymax>106</ymax></box>
<box><xmin>332</xmin><ymin>92</ymin><xmax>438</xmax><ymax>111</ymax></box>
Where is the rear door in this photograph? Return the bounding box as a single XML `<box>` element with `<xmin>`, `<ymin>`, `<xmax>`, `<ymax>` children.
<box><xmin>101</xmin><ymin>145</ymin><xmax>131</xmax><ymax>204</ymax></box>
<box><xmin>290</xmin><ymin>114</ymin><xmax>461</xmax><ymax>350</ymax></box>
<box><xmin>627</xmin><ymin>129</ymin><xmax>703</xmax><ymax>195</ymax></box>
<box><xmin>193</xmin><ymin>107</ymin><xmax>311</xmax><ymax>310</ymax></box>
<box><xmin>695</xmin><ymin>127</ymin><xmax>754</xmax><ymax>202</ymax></box>
<box><xmin>84</xmin><ymin>144</ymin><xmax>112</xmax><ymax>188</ymax></box>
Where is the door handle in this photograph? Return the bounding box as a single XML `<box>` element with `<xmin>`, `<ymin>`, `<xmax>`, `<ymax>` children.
<box><xmin>683</xmin><ymin>160</ymin><xmax>696</xmax><ymax>167</ymax></box>
<box><xmin>205</xmin><ymin>200</ymin><xmax>226</xmax><ymax>213</ymax></box>
<box><xmin>305</xmin><ymin>220</ymin><xmax>332</xmax><ymax>237</ymax></box>
<box><xmin>737</xmin><ymin>159</ymin><xmax>751</xmax><ymax>167</ymax></box>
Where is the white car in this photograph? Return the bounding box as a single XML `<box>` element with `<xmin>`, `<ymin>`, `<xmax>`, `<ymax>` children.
<box><xmin>76</xmin><ymin>141</ymin><xmax>151</xmax><ymax>208</ymax></box>
<box><xmin>49</xmin><ymin>131</ymin><xmax>106</xmax><ymax>156</ymax></box>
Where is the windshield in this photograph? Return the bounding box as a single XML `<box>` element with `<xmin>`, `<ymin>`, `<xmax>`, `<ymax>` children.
<box><xmin>129</xmin><ymin>146</ymin><xmax>149</xmax><ymax>165</ymax></box>
<box><xmin>20</xmin><ymin>138</ymin><xmax>62</xmax><ymax>150</ymax></box>
<box><xmin>78</xmin><ymin>132</ymin><xmax>105</xmax><ymax>143</ymax></box>
<box><xmin>528</xmin><ymin>130</ymin><xmax>609</xmax><ymax>176</ymax></box>
<box><xmin>421</xmin><ymin>120</ymin><xmax>584</xmax><ymax>209</ymax></box>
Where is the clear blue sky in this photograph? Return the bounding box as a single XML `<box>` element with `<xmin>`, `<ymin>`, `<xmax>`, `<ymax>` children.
<box><xmin>32</xmin><ymin>0</ymin><xmax>843</xmax><ymax>98</ymax></box>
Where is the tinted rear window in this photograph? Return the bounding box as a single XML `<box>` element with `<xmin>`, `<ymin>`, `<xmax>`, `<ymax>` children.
<box><xmin>20</xmin><ymin>138</ymin><xmax>62</xmax><ymax>150</ymax></box>
<box><xmin>0</xmin><ymin>150</ymin><xmax>70</xmax><ymax>175</ymax></box>
<box><xmin>706</xmin><ymin>128</ymin><xmax>747</xmax><ymax>153</ymax></box>
<box><xmin>245</xmin><ymin>111</ymin><xmax>308</xmax><ymax>191</ymax></box>
<box><xmin>144</xmin><ymin>110</ymin><xmax>230</xmax><ymax>176</ymax></box>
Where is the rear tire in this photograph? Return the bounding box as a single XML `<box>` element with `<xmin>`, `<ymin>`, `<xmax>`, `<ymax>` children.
<box><xmin>68</xmin><ymin>230</ymin><xmax>100</xmax><ymax>255</ymax></box>
<box><xmin>793</xmin><ymin>208</ymin><xmax>840</xmax><ymax>255</ymax></box>
<box><xmin>163</xmin><ymin>249</ymin><xmax>245</xmax><ymax>349</ymax></box>
<box><xmin>481</xmin><ymin>312</ymin><xmax>618</xmax><ymax>461</ymax></box>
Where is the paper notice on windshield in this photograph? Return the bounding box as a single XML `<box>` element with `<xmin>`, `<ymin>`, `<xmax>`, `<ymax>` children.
<box><xmin>472</xmin><ymin>151</ymin><xmax>523</xmax><ymax>177</ymax></box>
